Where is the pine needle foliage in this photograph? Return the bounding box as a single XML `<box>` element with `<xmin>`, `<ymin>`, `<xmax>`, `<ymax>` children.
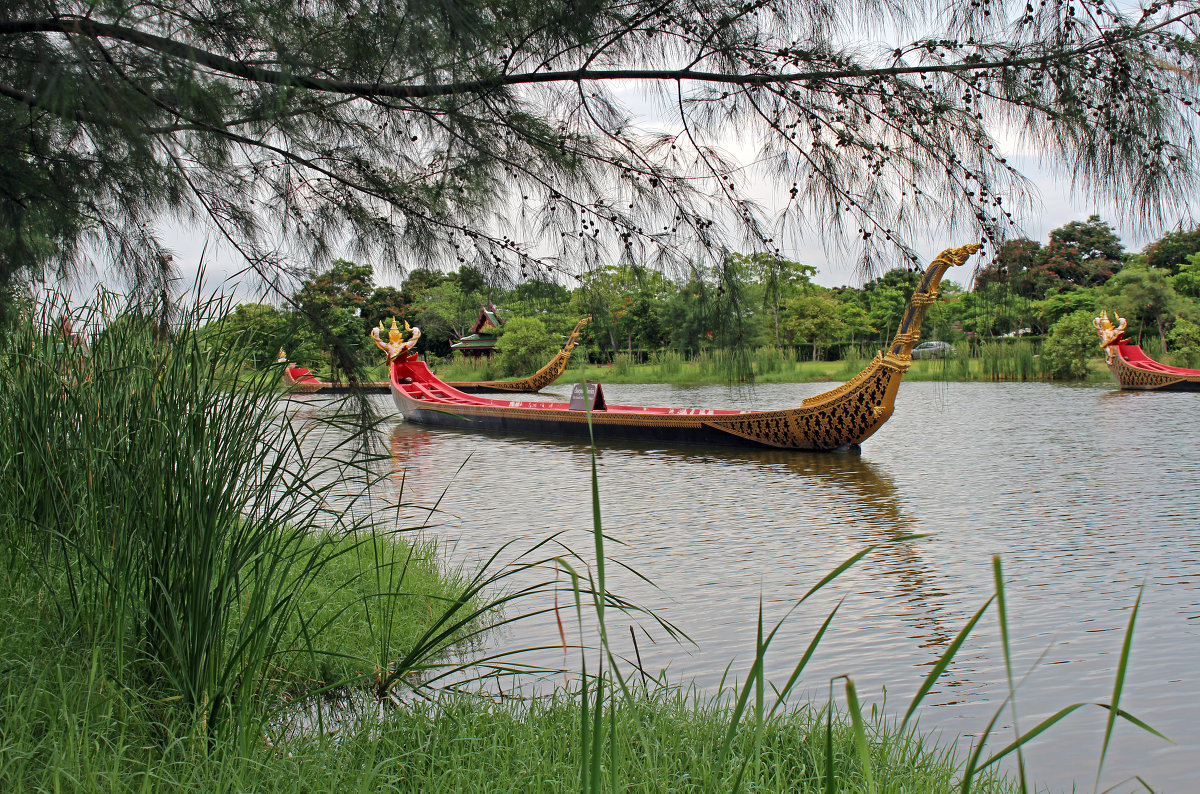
<box><xmin>2</xmin><ymin>0</ymin><xmax>1200</xmax><ymax>301</ymax></box>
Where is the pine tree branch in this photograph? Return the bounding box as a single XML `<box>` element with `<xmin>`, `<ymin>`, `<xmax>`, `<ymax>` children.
<box><xmin>2</xmin><ymin>11</ymin><xmax>1197</xmax><ymax>101</ymax></box>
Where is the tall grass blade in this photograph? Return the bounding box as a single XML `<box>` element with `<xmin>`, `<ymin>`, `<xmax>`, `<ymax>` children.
<box><xmin>960</xmin><ymin>695</ymin><xmax>1010</xmax><ymax>794</ymax></box>
<box><xmin>979</xmin><ymin>701</ymin><xmax>1164</xmax><ymax>777</ymax></box>
<box><xmin>844</xmin><ymin>676</ymin><xmax>876</xmax><ymax>793</ymax></box>
<box><xmin>992</xmin><ymin>556</ymin><xmax>1028</xmax><ymax>793</ymax></box>
<box><xmin>824</xmin><ymin>689</ymin><xmax>836</xmax><ymax>794</ymax></box>
<box><xmin>1094</xmin><ymin>704</ymin><xmax>1168</xmax><ymax>741</ymax></box>
<box><xmin>767</xmin><ymin>597</ymin><xmax>845</xmax><ymax>719</ymax></box>
<box><xmin>1095</xmin><ymin>584</ymin><xmax>1144</xmax><ymax>787</ymax></box>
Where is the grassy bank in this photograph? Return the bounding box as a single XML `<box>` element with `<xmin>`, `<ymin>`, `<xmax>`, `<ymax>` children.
<box><xmin>0</xmin><ymin>591</ymin><xmax>1007</xmax><ymax>792</ymax></box>
<box><xmin>1</xmin><ymin>297</ymin><xmax>1156</xmax><ymax>792</ymax></box>
<box><xmin>1</xmin><ymin>547</ymin><xmax>1007</xmax><ymax>792</ymax></box>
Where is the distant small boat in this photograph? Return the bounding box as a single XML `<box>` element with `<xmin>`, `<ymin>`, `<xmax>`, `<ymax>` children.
<box><xmin>280</xmin><ymin>358</ymin><xmax>389</xmax><ymax>395</ymax></box>
<box><xmin>386</xmin><ymin>245</ymin><xmax>981</xmax><ymax>450</ymax></box>
<box><xmin>279</xmin><ymin>316</ymin><xmax>591</xmax><ymax>395</ymax></box>
<box><xmin>1095</xmin><ymin>310</ymin><xmax>1200</xmax><ymax>391</ymax></box>
<box><xmin>277</xmin><ymin>347</ymin><xmax>388</xmax><ymax>394</ymax></box>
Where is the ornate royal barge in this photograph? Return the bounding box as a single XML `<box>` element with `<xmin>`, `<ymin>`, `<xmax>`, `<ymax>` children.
<box><xmin>1094</xmin><ymin>310</ymin><xmax>1200</xmax><ymax>391</ymax></box>
<box><xmin>280</xmin><ymin>316</ymin><xmax>591</xmax><ymax>395</ymax></box>
<box><xmin>386</xmin><ymin>245</ymin><xmax>980</xmax><ymax>450</ymax></box>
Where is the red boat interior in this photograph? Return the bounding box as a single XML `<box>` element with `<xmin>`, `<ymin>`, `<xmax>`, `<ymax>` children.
<box><xmin>286</xmin><ymin>366</ymin><xmax>322</xmax><ymax>384</ymax></box>
<box><xmin>1116</xmin><ymin>342</ymin><xmax>1200</xmax><ymax>376</ymax></box>
<box><xmin>392</xmin><ymin>360</ymin><xmax>749</xmax><ymax>415</ymax></box>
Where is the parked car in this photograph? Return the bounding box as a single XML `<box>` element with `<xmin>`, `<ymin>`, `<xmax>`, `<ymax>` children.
<box><xmin>911</xmin><ymin>341</ymin><xmax>957</xmax><ymax>359</ymax></box>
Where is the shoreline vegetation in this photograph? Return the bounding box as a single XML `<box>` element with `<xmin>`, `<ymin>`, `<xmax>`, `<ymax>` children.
<box><xmin>201</xmin><ymin>219</ymin><xmax>1200</xmax><ymax>397</ymax></box>
<box><xmin>2</xmin><ymin>297</ymin><xmax>1158</xmax><ymax>792</ymax></box>
<box><xmin>427</xmin><ymin>343</ymin><xmax>1118</xmax><ymax>388</ymax></box>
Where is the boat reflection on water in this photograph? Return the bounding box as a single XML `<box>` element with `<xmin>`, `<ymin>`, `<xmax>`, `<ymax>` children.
<box><xmin>386</xmin><ymin>420</ymin><xmax>961</xmax><ymax>667</ymax></box>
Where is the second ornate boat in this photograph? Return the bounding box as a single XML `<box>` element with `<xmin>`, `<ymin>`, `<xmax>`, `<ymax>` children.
<box><xmin>386</xmin><ymin>245</ymin><xmax>980</xmax><ymax>450</ymax></box>
<box><xmin>1094</xmin><ymin>310</ymin><xmax>1200</xmax><ymax>391</ymax></box>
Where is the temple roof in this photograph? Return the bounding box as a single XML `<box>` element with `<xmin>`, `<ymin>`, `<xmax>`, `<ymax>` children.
<box><xmin>472</xmin><ymin>304</ymin><xmax>503</xmax><ymax>334</ymax></box>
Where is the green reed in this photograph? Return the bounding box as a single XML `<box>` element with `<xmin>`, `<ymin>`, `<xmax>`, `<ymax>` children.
<box><xmin>836</xmin><ymin>345</ymin><xmax>874</xmax><ymax>379</ymax></box>
<box><xmin>0</xmin><ymin>293</ymin><xmax>563</xmax><ymax>742</ymax></box>
<box><xmin>650</xmin><ymin>348</ymin><xmax>686</xmax><ymax>380</ymax></box>
<box><xmin>694</xmin><ymin>348</ymin><xmax>755</xmax><ymax>382</ymax></box>
<box><xmin>974</xmin><ymin>341</ymin><xmax>1044</xmax><ymax>382</ymax></box>
<box><xmin>753</xmin><ymin>345</ymin><xmax>793</xmax><ymax>376</ymax></box>
<box><xmin>432</xmin><ymin>353</ymin><xmax>504</xmax><ymax>382</ymax></box>
<box><xmin>612</xmin><ymin>352</ymin><xmax>636</xmax><ymax>376</ymax></box>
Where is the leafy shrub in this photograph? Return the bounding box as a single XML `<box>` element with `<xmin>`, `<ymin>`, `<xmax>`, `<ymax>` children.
<box><xmin>1042</xmin><ymin>310</ymin><xmax>1099</xmax><ymax>379</ymax></box>
<box><xmin>494</xmin><ymin>317</ymin><xmax>558</xmax><ymax>376</ymax></box>
<box><xmin>1167</xmin><ymin>316</ymin><xmax>1200</xmax><ymax>368</ymax></box>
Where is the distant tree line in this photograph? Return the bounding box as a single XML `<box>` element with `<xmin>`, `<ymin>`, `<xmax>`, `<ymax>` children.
<box><xmin>204</xmin><ymin>216</ymin><xmax>1200</xmax><ymax>376</ymax></box>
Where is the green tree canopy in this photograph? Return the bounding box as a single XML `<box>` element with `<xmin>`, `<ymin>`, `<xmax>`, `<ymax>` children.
<box><xmin>1047</xmin><ymin>215</ymin><xmax>1126</xmax><ymax>265</ymax></box>
<box><xmin>975</xmin><ymin>238</ymin><xmax>1042</xmax><ymax>293</ymax></box>
<box><xmin>1174</xmin><ymin>254</ymin><xmax>1200</xmax><ymax>299</ymax></box>
<box><xmin>1144</xmin><ymin>228</ymin><xmax>1200</xmax><ymax>275</ymax></box>
<box><xmin>729</xmin><ymin>252</ymin><xmax>815</xmax><ymax>347</ymax></box>
<box><xmin>579</xmin><ymin>264</ymin><xmax>675</xmax><ymax>357</ymax></box>
<box><xmin>1104</xmin><ymin>264</ymin><xmax>1193</xmax><ymax>352</ymax></box>
<box><xmin>4</xmin><ymin>0</ymin><xmax>1200</xmax><ymax>308</ymax></box>
<box><xmin>494</xmin><ymin>317</ymin><xmax>559</xmax><ymax>377</ymax></box>
<box><xmin>295</xmin><ymin>260</ymin><xmax>374</xmax><ymax>317</ymax></box>
<box><xmin>980</xmin><ymin>216</ymin><xmax>1126</xmax><ymax>300</ymax></box>
<box><xmin>1042</xmin><ymin>310</ymin><xmax>1099</xmax><ymax>379</ymax></box>
<box><xmin>199</xmin><ymin>303</ymin><xmax>293</xmax><ymax>369</ymax></box>
<box><xmin>780</xmin><ymin>291</ymin><xmax>847</xmax><ymax>354</ymax></box>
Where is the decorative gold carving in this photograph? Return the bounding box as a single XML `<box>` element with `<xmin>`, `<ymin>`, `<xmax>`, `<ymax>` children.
<box><xmin>888</xmin><ymin>244</ymin><xmax>980</xmax><ymax>359</ymax></box>
<box><xmin>372</xmin><ymin>318</ymin><xmax>421</xmax><ymax>361</ymax></box>
<box><xmin>1093</xmin><ymin>310</ymin><xmax>1128</xmax><ymax>364</ymax></box>
<box><xmin>1106</xmin><ymin>349</ymin><xmax>1193</xmax><ymax>390</ymax></box>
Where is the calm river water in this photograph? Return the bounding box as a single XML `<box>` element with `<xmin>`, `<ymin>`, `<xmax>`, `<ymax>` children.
<box><xmin>297</xmin><ymin>380</ymin><xmax>1199</xmax><ymax>791</ymax></box>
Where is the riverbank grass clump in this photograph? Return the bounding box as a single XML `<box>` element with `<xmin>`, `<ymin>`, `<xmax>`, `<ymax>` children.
<box><xmin>0</xmin><ymin>294</ymin><xmax>500</xmax><ymax>730</ymax></box>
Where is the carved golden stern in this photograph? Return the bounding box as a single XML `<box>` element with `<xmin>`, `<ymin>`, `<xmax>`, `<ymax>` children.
<box><xmin>885</xmin><ymin>243</ymin><xmax>981</xmax><ymax>363</ymax></box>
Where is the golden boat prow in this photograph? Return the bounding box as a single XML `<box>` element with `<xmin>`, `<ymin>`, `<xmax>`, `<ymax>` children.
<box><xmin>1094</xmin><ymin>309</ymin><xmax>1200</xmax><ymax>391</ymax></box>
<box><xmin>387</xmin><ymin>244</ymin><xmax>980</xmax><ymax>450</ymax></box>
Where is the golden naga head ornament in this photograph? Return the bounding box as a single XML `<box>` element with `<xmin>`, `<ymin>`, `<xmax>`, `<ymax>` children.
<box><xmin>1094</xmin><ymin>310</ymin><xmax>1128</xmax><ymax>347</ymax></box>
<box><xmin>277</xmin><ymin>348</ymin><xmax>287</xmax><ymax>362</ymax></box>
